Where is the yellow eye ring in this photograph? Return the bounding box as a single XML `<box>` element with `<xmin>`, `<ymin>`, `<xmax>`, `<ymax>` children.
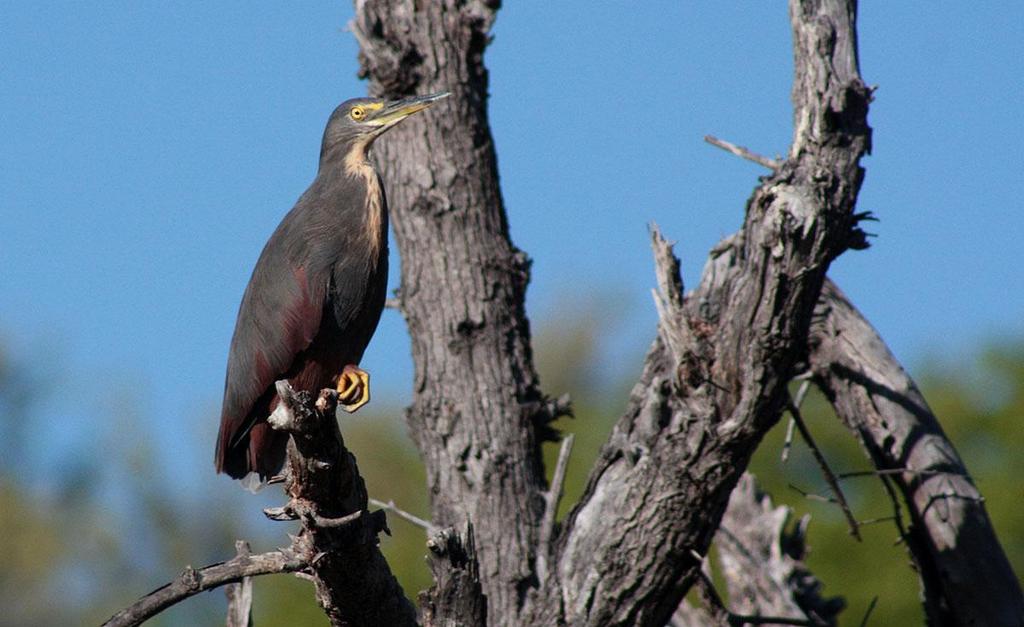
<box><xmin>350</xmin><ymin>106</ymin><xmax>366</xmax><ymax>121</ymax></box>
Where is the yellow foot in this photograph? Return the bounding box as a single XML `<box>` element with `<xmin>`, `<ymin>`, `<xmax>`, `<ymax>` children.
<box><xmin>336</xmin><ymin>364</ymin><xmax>370</xmax><ymax>413</ymax></box>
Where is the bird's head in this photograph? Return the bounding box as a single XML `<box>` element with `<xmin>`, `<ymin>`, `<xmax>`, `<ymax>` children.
<box><xmin>320</xmin><ymin>92</ymin><xmax>449</xmax><ymax>168</ymax></box>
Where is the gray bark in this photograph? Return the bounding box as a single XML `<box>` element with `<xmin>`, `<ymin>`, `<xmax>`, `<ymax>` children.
<box><xmin>273</xmin><ymin>384</ymin><xmax>417</xmax><ymax>626</ymax></box>
<box><xmin>419</xmin><ymin>523</ymin><xmax>488</xmax><ymax>627</ymax></box>
<box><xmin>352</xmin><ymin>0</ymin><xmax>553</xmax><ymax>619</ymax></box>
<box><xmin>715</xmin><ymin>473</ymin><xmax>843</xmax><ymax>625</ymax></box>
<box><xmin>671</xmin><ymin>473</ymin><xmax>843</xmax><ymax>627</ymax></box>
<box><xmin>810</xmin><ymin>280</ymin><xmax>1024</xmax><ymax>626</ymax></box>
<box><xmin>102</xmin><ymin>543</ymin><xmax>306</xmax><ymax>627</ymax></box>
<box><xmin>224</xmin><ymin>541</ymin><xmax>255</xmax><ymax>627</ymax></box>
<box><xmin>531</xmin><ymin>0</ymin><xmax>872</xmax><ymax>622</ymax></box>
<box><xmin>355</xmin><ymin>0</ymin><xmax>872</xmax><ymax>624</ymax></box>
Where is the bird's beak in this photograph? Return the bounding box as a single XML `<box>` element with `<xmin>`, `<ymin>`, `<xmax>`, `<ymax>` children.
<box><xmin>370</xmin><ymin>92</ymin><xmax>450</xmax><ymax>130</ymax></box>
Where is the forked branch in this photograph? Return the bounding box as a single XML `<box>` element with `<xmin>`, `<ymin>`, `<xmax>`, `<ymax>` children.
<box><xmin>534</xmin><ymin>1</ymin><xmax>872</xmax><ymax>623</ymax></box>
<box><xmin>105</xmin><ymin>382</ymin><xmax>414</xmax><ymax>627</ymax></box>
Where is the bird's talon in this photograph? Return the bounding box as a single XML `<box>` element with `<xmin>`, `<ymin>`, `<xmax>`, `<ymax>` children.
<box><xmin>336</xmin><ymin>366</ymin><xmax>370</xmax><ymax>413</ymax></box>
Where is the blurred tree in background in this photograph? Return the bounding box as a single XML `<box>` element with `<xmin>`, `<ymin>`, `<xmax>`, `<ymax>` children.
<box><xmin>0</xmin><ymin>317</ymin><xmax>1021</xmax><ymax>625</ymax></box>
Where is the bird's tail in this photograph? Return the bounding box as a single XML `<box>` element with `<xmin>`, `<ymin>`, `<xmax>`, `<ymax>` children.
<box><xmin>215</xmin><ymin>415</ymin><xmax>287</xmax><ymax>483</ymax></box>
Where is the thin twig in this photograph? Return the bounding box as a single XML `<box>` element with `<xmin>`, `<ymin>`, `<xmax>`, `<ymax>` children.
<box><xmin>782</xmin><ymin>380</ymin><xmax>811</xmax><ymax>463</ymax></box>
<box><xmin>263</xmin><ymin>505</ymin><xmax>298</xmax><ymax>521</ymax></box>
<box><xmin>309</xmin><ymin>509</ymin><xmax>367</xmax><ymax>529</ymax></box>
<box><xmin>369</xmin><ymin>498</ymin><xmax>437</xmax><ymax>535</ymax></box>
<box><xmin>837</xmin><ymin>468</ymin><xmax>953</xmax><ymax>479</ymax></box>
<box><xmin>546</xmin><ymin>434</ymin><xmax>575</xmax><ymax>524</ymax></box>
<box><xmin>730</xmin><ymin>614</ymin><xmax>826</xmax><ymax>627</ymax></box>
<box><xmin>781</xmin><ymin>418</ymin><xmax>798</xmax><ymax>463</ymax></box>
<box><xmin>704</xmin><ymin>134</ymin><xmax>782</xmax><ymax>170</ymax></box>
<box><xmin>536</xmin><ymin>433</ymin><xmax>575</xmax><ymax>583</ymax></box>
<box><xmin>102</xmin><ymin>547</ymin><xmax>307</xmax><ymax>627</ymax></box>
<box><xmin>789</xmin><ymin>483</ymin><xmax>837</xmax><ymax>504</ymax></box>
<box><xmin>859</xmin><ymin>596</ymin><xmax>879</xmax><ymax>627</ymax></box>
<box><xmin>857</xmin><ymin>515</ymin><xmax>898</xmax><ymax>527</ymax></box>
<box><xmin>877</xmin><ymin>473</ymin><xmax>909</xmax><ymax>544</ymax></box>
<box><xmin>694</xmin><ymin>570</ymin><xmax>731</xmax><ymax>624</ymax></box>
<box><xmin>787</xmin><ymin>394</ymin><xmax>862</xmax><ymax>541</ymax></box>
<box><xmin>225</xmin><ymin>541</ymin><xmax>254</xmax><ymax>627</ymax></box>
<box><xmin>792</xmin><ymin>379</ymin><xmax>812</xmax><ymax>407</ymax></box>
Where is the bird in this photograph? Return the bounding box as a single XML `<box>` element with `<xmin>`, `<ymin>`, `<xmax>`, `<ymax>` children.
<box><xmin>215</xmin><ymin>92</ymin><xmax>448</xmax><ymax>484</ymax></box>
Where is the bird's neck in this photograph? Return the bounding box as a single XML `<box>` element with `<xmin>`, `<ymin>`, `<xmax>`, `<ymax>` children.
<box><xmin>319</xmin><ymin>135</ymin><xmax>376</xmax><ymax>176</ymax></box>
<box><xmin>316</xmin><ymin>137</ymin><xmax>387</xmax><ymax>268</ymax></box>
<box><xmin>342</xmin><ymin>139</ymin><xmax>374</xmax><ymax>179</ymax></box>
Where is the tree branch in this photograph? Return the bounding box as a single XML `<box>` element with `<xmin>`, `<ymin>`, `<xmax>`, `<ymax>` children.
<box><xmin>704</xmin><ymin>134</ymin><xmax>782</xmax><ymax>170</ymax></box>
<box><xmin>105</xmin><ymin>383</ymin><xmax>415</xmax><ymax>627</ymax></box>
<box><xmin>102</xmin><ymin>547</ymin><xmax>307</xmax><ymax>627</ymax></box>
<box><xmin>530</xmin><ymin>1</ymin><xmax>872</xmax><ymax>623</ymax></box>
<box><xmin>786</xmin><ymin>395</ymin><xmax>861</xmax><ymax>540</ymax></box>
<box><xmin>270</xmin><ymin>382</ymin><xmax>417</xmax><ymax>626</ymax></box>
<box><xmin>672</xmin><ymin>473</ymin><xmax>841</xmax><ymax>627</ymax></box>
<box><xmin>809</xmin><ymin>279</ymin><xmax>1024</xmax><ymax>625</ymax></box>
<box><xmin>537</xmin><ymin>433</ymin><xmax>575</xmax><ymax>584</ymax></box>
<box><xmin>781</xmin><ymin>379</ymin><xmax>811</xmax><ymax>463</ymax></box>
<box><xmin>419</xmin><ymin>523</ymin><xmax>488</xmax><ymax>627</ymax></box>
<box><xmin>369</xmin><ymin>497</ymin><xmax>437</xmax><ymax>535</ymax></box>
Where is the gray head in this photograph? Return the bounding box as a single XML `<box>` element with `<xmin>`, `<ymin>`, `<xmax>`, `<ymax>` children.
<box><xmin>319</xmin><ymin>92</ymin><xmax>449</xmax><ymax>166</ymax></box>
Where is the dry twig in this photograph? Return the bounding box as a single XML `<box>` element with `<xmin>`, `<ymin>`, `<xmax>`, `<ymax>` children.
<box><xmin>536</xmin><ymin>433</ymin><xmax>575</xmax><ymax>582</ymax></box>
<box><xmin>787</xmin><ymin>394</ymin><xmax>862</xmax><ymax>541</ymax></box>
<box><xmin>704</xmin><ymin>134</ymin><xmax>782</xmax><ymax>170</ymax></box>
<box><xmin>224</xmin><ymin>541</ymin><xmax>255</xmax><ymax>627</ymax></box>
<box><xmin>369</xmin><ymin>498</ymin><xmax>437</xmax><ymax>535</ymax></box>
<box><xmin>782</xmin><ymin>379</ymin><xmax>811</xmax><ymax>463</ymax></box>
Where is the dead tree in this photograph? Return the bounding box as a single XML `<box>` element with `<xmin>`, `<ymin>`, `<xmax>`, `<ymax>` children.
<box><xmin>809</xmin><ymin>280</ymin><xmax>1024</xmax><ymax>625</ymax></box>
<box><xmin>359</xmin><ymin>0</ymin><xmax>872</xmax><ymax>623</ymax></box>
<box><xmin>106</xmin><ymin>0</ymin><xmax>1022</xmax><ymax>625</ymax></box>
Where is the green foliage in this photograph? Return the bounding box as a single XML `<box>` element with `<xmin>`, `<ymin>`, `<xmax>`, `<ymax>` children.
<box><xmin>747</xmin><ymin>389</ymin><xmax>924</xmax><ymax>625</ymax></box>
<box><xmin>0</xmin><ymin>480</ymin><xmax>68</xmax><ymax>626</ymax></box>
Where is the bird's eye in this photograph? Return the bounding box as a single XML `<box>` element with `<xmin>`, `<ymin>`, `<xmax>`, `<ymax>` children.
<box><xmin>350</xmin><ymin>106</ymin><xmax>366</xmax><ymax>121</ymax></box>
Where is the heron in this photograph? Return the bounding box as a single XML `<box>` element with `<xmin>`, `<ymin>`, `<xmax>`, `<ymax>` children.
<box><xmin>214</xmin><ymin>92</ymin><xmax>448</xmax><ymax>484</ymax></box>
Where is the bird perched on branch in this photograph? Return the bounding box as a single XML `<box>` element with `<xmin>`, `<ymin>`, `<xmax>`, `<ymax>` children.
<box><xmin>215</xmin><ymin>92</ymin><xmax>448</xmax><ymax>485</ymax></box>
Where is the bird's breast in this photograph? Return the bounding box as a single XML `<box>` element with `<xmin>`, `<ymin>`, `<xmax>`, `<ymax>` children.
<box><xmin>343</xmin><ymin>156</ymin><xmax>387</xmax><ymax>268</ymax></box>
<box><xmin>363</xmin><ymin>168</ymin><xmax>385</xmax><ymax>266</ymax></box>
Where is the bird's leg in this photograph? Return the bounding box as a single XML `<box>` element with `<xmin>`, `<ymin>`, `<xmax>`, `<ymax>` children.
<box><xmin>336</xmin><ymin>364</ymin><xmax>370</xmax><ymax>413</ymax></box>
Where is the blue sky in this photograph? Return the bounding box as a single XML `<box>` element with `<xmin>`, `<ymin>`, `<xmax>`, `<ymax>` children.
<box><xmin>2</xmin><ymin>3</ymin><xmax>1022</xmax><ymax>485</ymax></box>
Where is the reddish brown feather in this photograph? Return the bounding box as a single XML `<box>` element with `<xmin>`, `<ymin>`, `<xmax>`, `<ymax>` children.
<box><xmin>215</xmin><ymin>264</ymin><xmax>327</xmax><ymax>479</ymax></box>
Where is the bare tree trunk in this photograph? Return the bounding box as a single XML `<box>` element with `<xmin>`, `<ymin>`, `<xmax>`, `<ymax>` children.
<box><xmin>352</xmin><ymin>0</ymin><xmax>554</xmax><ymax>620</ymax></box>
<box><xmin>810</xmin><ymin>280</ymin><xmax>1024</xmax><ymax>626</ymax></box>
